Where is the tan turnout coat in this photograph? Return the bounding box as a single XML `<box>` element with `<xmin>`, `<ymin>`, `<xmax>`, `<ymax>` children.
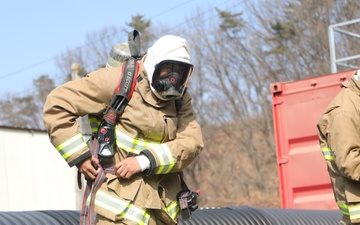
<box><xmin>43</xmin><ymin>56</ymin><xmax>204</xmax><ymax>224</ymax></box>
<box><xmin>318</xmin><ymin>73</ymin><xmax>360</xmax><ymax>225</ymax></box>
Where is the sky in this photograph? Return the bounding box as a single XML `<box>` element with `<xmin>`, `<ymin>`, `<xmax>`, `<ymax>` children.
<box><xmin>0</xmin><ymin>0</ymin><xmax>238</xmax><ymax>97</ymax></box>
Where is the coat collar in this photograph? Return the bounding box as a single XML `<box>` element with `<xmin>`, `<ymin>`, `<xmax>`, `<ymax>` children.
<box><xmin>347</xmin><ymin>73</ymin><xmax>360</xmax><ymax>96</ymax></box>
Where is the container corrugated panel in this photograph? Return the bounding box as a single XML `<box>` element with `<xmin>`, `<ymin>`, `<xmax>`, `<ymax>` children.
<box><xmin>270</xmin><ymin>69</ymin><xmax>355</xmax><ymax>209</ymax></box>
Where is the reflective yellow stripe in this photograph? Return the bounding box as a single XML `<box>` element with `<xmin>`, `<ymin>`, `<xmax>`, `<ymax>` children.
<box><xmin>115</xmin><ymin>129</ymin><xmax>176</xmax><ymax>174</ymax></box>
<box><xmin>148</xmin><ymin>143</ymin><xmax>175</xmax><ymax>174</ymax></box>
<box><xmin>321</xmin><ymin>146</ymin><xmax>334</xmax><ymax>161</ymax></box>
<box><xmin>116</xmin><ymin>130</ymin><xmax>152</xmax><ymax>154</ymax></box>
<box><xmin>349</xmin><ymin>203</ymin><xmax>360</xmax><ymax>220</ymax></box>
<box><xmin>55</xmin><ymin>133</ymin><xmax>87</xmax><ymax>159</ymax></box>
<box><xmin>88</xmin><ymin>116</ymin><xmax>101</xmax><ymax>133</ymax></box>
<box><xmin>338</xmin><ymin>202</ymin><xmax>350</xmax><ymax>216</ymax></box>
<box><xmin>88</xmin><ymin>190</ymin><xmax>150</xmax><ymax>225</ymax></box>
<box><xmin>164</xmin><ymin>200</ymin><xmax>180</xmax><ymax>219</ymax></box>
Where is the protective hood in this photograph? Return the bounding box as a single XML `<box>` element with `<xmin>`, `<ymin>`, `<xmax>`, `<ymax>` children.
<box><xmin>144</xmin><ymin>35</ymin><xmax>193</xmax><ymax>100</ymax></box>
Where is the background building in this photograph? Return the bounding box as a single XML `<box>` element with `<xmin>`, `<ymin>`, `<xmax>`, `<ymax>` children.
<box><xmin>0</xmin><ymin>126</ymin><xmax>85</xmax><ymax>211</ymax></box>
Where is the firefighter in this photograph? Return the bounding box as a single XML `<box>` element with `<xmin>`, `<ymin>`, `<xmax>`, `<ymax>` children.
<box><xmin>43</xmin><ymin>35</ymin><xmax>204</xmax><ymax>225</ymax></box>
<box><xmin>317</xmin><ymin>69</ymin><xmax>360</xmax><ymax>225</ymax></box>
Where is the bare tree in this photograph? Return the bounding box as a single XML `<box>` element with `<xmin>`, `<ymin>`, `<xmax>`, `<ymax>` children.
<box><xmin>55</xmin><ymin>16</ymin><xmax>153</xmax><ymax>84</ymax></box>
<box><xmin>183</xmin><ymin>0</ymin><xmax>360</xmax><ymax>208</ymax></box>
<box><xmin>0</xmin><ymin>75</ymin><xmax>55</xmax><ymax>130</ymax></box>
<box><xmin>3</xmin><ymin>1</ymin><xmax>360</xmax><ymax>209</ymax></box>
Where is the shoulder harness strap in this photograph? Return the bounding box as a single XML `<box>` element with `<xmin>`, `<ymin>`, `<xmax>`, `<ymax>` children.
<box><xmin>79</xmin><ymin>30</ymin><xmax>142</xmax><ymax>225</ymax></box>
<box><xmin>97</xmin><ymin>29</ymin><xmax>141</xmax><ymax>159</ymax></box>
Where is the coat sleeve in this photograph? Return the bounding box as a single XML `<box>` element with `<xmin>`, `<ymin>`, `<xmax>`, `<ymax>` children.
<box><xmin>141</xmin><ymin>92</ymin><xmax>204</xmax><ymax>175</ymax></box>
<box><xmin>43</xmin><ymin>68</ymin><xmax>120</xmax><ymax>167</ymax></box>
<box><xmin>328</xmin><ymin>110</ymin><xmax>360</xmax><ymax>181</ymax></box>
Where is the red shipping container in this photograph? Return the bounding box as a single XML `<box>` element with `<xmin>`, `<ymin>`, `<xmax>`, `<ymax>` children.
<box><xmin>270</xmin><ymin>69</ymin><xmax>356</xmax><ymax>209</ymax></box>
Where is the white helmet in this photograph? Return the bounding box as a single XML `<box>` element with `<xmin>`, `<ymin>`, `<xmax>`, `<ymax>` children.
<box><xmin>144</xmin><ymin>35</ymin><xmax>193</xmax><ymax>100</ymax></box>
<box><xmin>106</xmin><ymin>42</ymin><xmax>131</xmax><ymax>68</ymax></box>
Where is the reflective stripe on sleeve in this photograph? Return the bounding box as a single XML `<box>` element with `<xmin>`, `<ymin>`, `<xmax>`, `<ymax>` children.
<box><xmin>55</xmin><ymin>133</ymin><xmax>87</xmax><ymax>159</ymax></box>
<box><xmin>87</xmin><ymin>189</ymin><xmax>150</xmax><ymax>225</ymax></box>
<box><xmin>148</xmin><ymin>143</ymin><xmax>175</xmax><ymax>174</ymax></box>
<box><xmin>338</xmin><ymin>202</ymin><xmax>350</xmax><ymax>216</ymax></box>
<box><xmin>349</xmin><ymin>203</ymin><xmax>360</xmax><ymax>220</ymax></box>
<box><xmin>115</xmin><ymin>129</ymin><xmax>176</xmax><ymax>174</ymax></box>
<box><xmin>321</xmin><ymin>146</ymin><xmax>334</xmax><ymax>161</ymax></box>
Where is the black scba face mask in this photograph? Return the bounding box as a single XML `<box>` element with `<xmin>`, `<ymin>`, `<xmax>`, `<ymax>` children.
<box><xmin>152</xmin><ymin>60</ymin><xmax>193</xmax><ymax>100</ymax></box>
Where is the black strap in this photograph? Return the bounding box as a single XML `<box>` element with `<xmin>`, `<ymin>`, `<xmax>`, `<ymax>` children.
<box><xmin>175</xmin><ymin>87</ymin><xmax>186</xmax><ymax>112</ymax></box>
<box><xmin>128</xmin><ymin>30</ymin><xmax>141</xmax><ymax>58</ymax></box>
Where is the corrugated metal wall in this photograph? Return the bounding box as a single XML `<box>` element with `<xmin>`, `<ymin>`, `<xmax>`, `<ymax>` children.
<box><xmin>0</xmin><ymin>127</ymin><xmax>84</xmax><ymax>211</ymax></box>
<box><xmin>0</xmin><ymin>207</ymin><xmax>342</xmax><ymax>225</ymax></box>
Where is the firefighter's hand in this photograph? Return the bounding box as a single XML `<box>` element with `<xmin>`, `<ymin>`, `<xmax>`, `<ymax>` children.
<box><xmin>76</xmin><ymin>156</ymin><xmax>100</xmax><ymax>180</ymax></box>
<box><xmin>115</xmin><ymin>157</ymin><xmax>141</xmax><ymax>179</ymax></box>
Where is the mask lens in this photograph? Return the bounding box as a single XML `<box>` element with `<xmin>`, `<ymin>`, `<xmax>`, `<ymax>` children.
<box><xmin>159</xmin><ymin>63</ymin><xmax>185</xmax><ymax>77</ymax></box>
<box><xmin>152</xmin><ymin>60</ymin><xmax>193</xmax><ymax>100</ymax></box>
